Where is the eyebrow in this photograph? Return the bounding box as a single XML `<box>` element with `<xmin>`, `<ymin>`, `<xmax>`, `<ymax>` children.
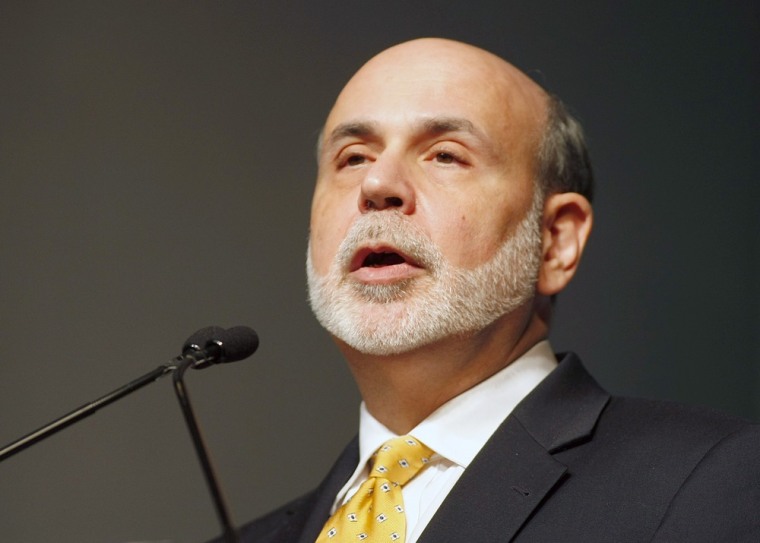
<box><xmin>324</xmin><ymin>121</ymin><xmax>380</xmax><ymax>150</ymax></box>
<box><xmin>324</xmin><ymin>116</ymin><xmax>485</xmax><ymax>151</ymax></box>
<box><xmin>420</xmin><ymin>117</ymin><xmax>480</xmax><ymax>138</ymax></box>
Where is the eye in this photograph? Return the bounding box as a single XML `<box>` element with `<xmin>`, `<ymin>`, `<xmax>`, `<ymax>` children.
<box><xmin>345</xmin><ymin>154</ymin><xmax>366</xmax><ymax>166</ymax></box>
<box><xmin>435</xmin><ymin>152</ymin><xmax>456</xmax><ymax>164</ymax></box>
<box><xmin>335</xmin><ymin>144</ymin><xmax>373</xmax><ymax>169</ymax></box>
<box><xmin>428</xmin><ymin>145</ymin><xmax>468</xmax><ymax>166</ymax></box>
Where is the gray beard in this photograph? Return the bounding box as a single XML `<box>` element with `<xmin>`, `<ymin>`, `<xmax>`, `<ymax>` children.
<box><xmin>306</xmin><ymin>194</ymin><xmax>543</xmax><ymax>355</ymax></box>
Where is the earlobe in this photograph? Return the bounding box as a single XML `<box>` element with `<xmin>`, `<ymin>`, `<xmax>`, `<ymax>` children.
<box><xmin>536</xmin><ymin>193</ymin><xmax>593</xmax><ymax>296</ymax></box>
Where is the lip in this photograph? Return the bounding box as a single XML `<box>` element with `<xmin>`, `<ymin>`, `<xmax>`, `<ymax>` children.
<box><xmin>347</xmin><ymin>244</ymin><xmax>425</xmax><ymax>284</ymax></box>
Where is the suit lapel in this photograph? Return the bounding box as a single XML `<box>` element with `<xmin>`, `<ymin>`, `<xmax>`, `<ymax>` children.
<box><xmin>417</xmin><ymin>416</ymin><xmax>567</xmax><ymax>543</ymax></box>
<box><xmin>291</xmin><ymin>436</ymin><xmax>359</xmax><ymax>543</ymax></box>
<box><xmin>234</xmin><ymin>437</ymin><xmax>359</xmax><ymax>543</ymax></box>
<box><xmin>511</xmin><ymin>352</ymin><xmax>610</xmax><ymax>454</ymax></box>
<box><xmin>419</xmin><ymin>353</ymin><xmax>609</xmax><ymax>542</ymax></box>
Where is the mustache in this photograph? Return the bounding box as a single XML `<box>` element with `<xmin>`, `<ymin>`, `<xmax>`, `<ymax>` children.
<box><xmin>335</xmin><ymin>211</ymin><xmax>442</xmax><ymax>272</ymax></box>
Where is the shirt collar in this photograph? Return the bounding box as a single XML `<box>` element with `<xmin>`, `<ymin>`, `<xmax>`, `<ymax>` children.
<box><xmin>356</xmin><ymin>340</ymin><xmax>558</xmax><ymax>470</ymax></box>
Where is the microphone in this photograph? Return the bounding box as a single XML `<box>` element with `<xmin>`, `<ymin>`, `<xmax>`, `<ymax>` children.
<box><xmin>181</xmin><ymin>325</ymin><xmax>259</xmax><ymax>370</ymax></box>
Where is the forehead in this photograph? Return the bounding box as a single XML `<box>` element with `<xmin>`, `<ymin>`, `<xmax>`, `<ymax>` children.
<box><xmin>323</xmin><ymin>42</ymin><xmax>547</xmax><ymax>151</ymax></box>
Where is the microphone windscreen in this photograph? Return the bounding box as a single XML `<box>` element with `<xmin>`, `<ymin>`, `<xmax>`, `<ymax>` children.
<box><xmin>183</xmin><ymin>326</ymin><xmax>225</xmax><ymax>353</ymax></box>
<box><xmin>218</xmin><ymin>326</ymin><xmax>259</xmax><ymax>363</ymax></box>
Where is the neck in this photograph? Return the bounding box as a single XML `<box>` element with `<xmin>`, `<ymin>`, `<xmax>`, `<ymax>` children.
<box><xmin>337</xmin><ymin>303</ymin><xmax>548</xmax><ymax>434</ymax></box>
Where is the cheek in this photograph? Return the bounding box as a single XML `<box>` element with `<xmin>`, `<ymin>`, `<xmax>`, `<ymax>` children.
<box><xmin>425</xmin><ymin>205</ymin><xmax>509</xmax><ymax>269</ymax></box>
<box><xmin>309</xmin><ymin>190</ymin><xmax>354</xmax><ymax>276</ymax></box>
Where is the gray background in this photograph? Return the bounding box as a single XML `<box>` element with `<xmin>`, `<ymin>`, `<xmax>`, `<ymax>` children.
<box><xmin>1</xmin><ymin>1</ymin><xmax>757</xmax><ymax>542</ymax></box>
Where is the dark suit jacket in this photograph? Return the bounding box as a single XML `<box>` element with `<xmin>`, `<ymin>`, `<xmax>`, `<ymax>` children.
<box><xmin>225</xmin><ymin>353</ymin><xmax>760</xmax><ymax>542</ymax></box>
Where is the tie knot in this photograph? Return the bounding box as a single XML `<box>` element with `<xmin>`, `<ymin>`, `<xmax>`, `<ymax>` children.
<box><xmin>369</xmin><ymin>435</ymin><xmax>433</xmax><ymax>487</ymax></box>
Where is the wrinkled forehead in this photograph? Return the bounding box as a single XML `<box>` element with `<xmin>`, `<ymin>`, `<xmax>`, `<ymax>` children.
<box><xmin>323</xmin><ymin>40</ymin><xmax>548</xmax><ymax>152</ymax></box>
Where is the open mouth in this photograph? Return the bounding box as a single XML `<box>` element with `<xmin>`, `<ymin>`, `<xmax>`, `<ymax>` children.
<box><xmin>349</xmin><ymin>246</ymin><xmax>421</xmax><ymax>273</ymax></box>
<box><xmin>363</xmin><ymin>251</ymin><xmax>406</xmax><ymax>267</ymax></box>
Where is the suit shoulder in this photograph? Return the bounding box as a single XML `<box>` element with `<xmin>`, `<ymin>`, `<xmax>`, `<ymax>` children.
<box><xmin>602</xmin><ymin>395</ymin><xmax>755</xmax><ymax>444</ymax></box>
<box><xmin>575</xmin><ymin>395</ymin><xmax>759</xmax><ymax>488</ymax></box>
<box><xmin>651</xmin><ymin>423</ymin><xmax>760</xmax><ymax>541</ymax></box>
<box><xmin>541</xmin><ymin>395</ymin><xmax>760</xmax><ymax>541</ymax></box>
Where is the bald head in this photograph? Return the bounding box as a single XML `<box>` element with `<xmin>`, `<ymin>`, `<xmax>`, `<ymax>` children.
<box><xmin>334</xmin><ymin>38</ymin><xmax>548</xmax><ymax>119</ymax></box>
<box><xmin>323</xmin><ymin>39</ymin><xmax>548</xmax><ymax>172</ymax></box>
<box><xmin>319</xmin><ymin>38</ymin><xmax>592</xmax><ymax>201</ymax></box>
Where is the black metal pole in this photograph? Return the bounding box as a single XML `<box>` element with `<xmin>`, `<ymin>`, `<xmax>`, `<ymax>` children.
<box><xmin>0</xmin><ymin>364</ymin><xmax>174</xmax><ymax>463</ymax></box>
<box><xmin>172</xmin><ymin>358</ymin><xmax>239</xmax><ymax>543</ymax></box>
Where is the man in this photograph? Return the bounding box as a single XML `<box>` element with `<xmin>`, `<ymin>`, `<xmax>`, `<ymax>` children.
<box><xmin>230</xmin><ymin>38</ymin><xmax>759</xmax><ymax>542</ymax></box>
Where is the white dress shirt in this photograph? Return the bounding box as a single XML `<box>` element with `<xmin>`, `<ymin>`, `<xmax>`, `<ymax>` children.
<box><xmin>330</xmin><ymin>340</ymin><xmax>558</xmax><ymax>543</ymax></box>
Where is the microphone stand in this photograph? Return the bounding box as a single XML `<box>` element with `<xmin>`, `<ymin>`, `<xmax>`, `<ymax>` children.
<box><xmin>0</xmin><ymin>327</ymin><xmax>249</xmax><ymax>543</ymax></box>
<box><xmin>172</xmin><ymin>357</ymin><xmax>239</xmax><ymax>543</ymax></box>
<box><xmin>0</xmin><ymin>364</ymin><xmax>174</xmax><ymax>463</ymax></box>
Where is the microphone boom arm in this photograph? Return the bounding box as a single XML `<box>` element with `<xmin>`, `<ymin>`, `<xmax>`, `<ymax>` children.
<box><xmin>0</xmin><ymin>363</ymin><xmax>174</xmax><ymax>462</ymax></box>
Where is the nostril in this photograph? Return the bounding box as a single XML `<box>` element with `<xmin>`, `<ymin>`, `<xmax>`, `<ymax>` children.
<box><xmin>361</xmin><ymin>196</ymin><xmax>404</xmax><ymax>212</ymax></box>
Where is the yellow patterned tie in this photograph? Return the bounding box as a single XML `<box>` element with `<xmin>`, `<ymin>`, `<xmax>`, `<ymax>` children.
<box><xmin>317</xmin><ymin>435</ymin><xmax>433</xmax><ymax>542</ymax></box>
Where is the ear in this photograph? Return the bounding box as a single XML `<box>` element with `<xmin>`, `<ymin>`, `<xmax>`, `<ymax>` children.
<box><xmin>537</xmin><ymin>192</ymin><xmax>593</xmax><ymax>296</ymax></box>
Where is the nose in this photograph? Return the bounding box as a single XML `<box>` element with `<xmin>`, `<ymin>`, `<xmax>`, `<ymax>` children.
<box><xmin>358</xmin><ymin>154</ymin><xmax>416</xmax><ymax>214</ymax></box>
